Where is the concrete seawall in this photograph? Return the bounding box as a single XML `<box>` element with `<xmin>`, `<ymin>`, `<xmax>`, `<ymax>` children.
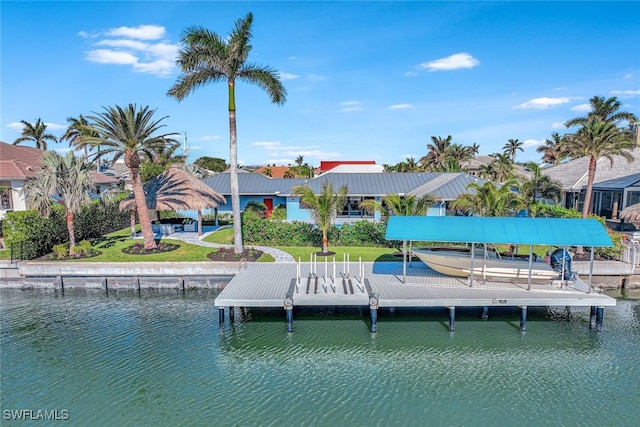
<box><xmin>2</xmin><ymin>260</ymin><xmax>638</xmax><ymax>290</ymax></box>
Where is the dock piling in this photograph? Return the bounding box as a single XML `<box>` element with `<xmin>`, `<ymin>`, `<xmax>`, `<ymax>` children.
<box><xmin>369</xmin><ymin>295</ymin><xmax>379</xmax><ymax>333</ymax></box>
<box><xmin>229</xmin><ymin>306</ymin><xmax>234</xmax><ymax>323</ymax></box>
<box><xmin>482</xmin><ymin>306</ymin><xmax>489</xmax><ymax>320</ymax></box>
<box><xmin>284</xmin><ymin>294</ymin><xmax>293</xmax><ymax>333</ymax></box>
<box><xmin>595</xmin><ymin>306</ymin><xmax>604</xmax><ymax>332</ymax></box>
<box><xmin>448</xmin><ymin>306</ymin><xmax>455</xmax><ymax>331</ymax></box>
<box><xmin>589</xmin><ymin>306</ymin><xmax>597</xmax><ymax>329</ymax></box>
<box><xmin>218</xmin><ymin>308</ymin><xmax>225</xmax><ymax>331</ymax></box>
<box><xmin>520</xmin><ymin>306</ymin><xmax>527</xmax><ymax>332</ymax></box>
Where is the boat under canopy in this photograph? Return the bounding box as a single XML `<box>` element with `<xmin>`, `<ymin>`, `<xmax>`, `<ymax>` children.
<box><xmin>385</xmin><ymin>216</ymin><xmax>613</xmax><ymax>285</ymax></box>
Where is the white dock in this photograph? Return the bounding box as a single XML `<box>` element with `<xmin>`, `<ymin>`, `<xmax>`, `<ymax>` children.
<box><xmin>215</xmin><ymin>261</ymin><xmax>616</xmax><ymax>333</ymax></box>
<box><xmin>214</xmin><ymin>262</ymin><xmax>616</xmax><ymax>309</ymax></box>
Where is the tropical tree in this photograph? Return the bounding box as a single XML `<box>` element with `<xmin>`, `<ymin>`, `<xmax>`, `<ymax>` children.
<box><xmin>489</xmin><ymin>152</ymin><xmax>516</xmax><ymax>182</ymax></box>
<box><xmin>537</xmin><ymin>132</ymin><xmax>565</xmax><ymax>165</ymax></box>
<box><xmin>61</xmin><ymin>115</ymin><xmax>102</xmax><ymax>167</ymax></box>
<box><xmin>21</xmin><ymin>151</ymin><xmax>94</xmax><ymax>255</ymax></box>
<box><xmin>451</xmin><ymin>180</ymin><xmax>524</xmax><ymax>217</ymax></box>
<box><xmin>420</xmin><ymin>135</ymin><xmax>452</xmax><ymax>170</ymax></box>
<box><xmin>361</xmin><ymin>193</ymin><xmax>438</xmax><ymax>221</ymax></box>
<box><xmin>262</xmin><ymin>167</ymin><xmax>273</xmax><ymax>177</ymax></box>
<box><xmin>84</xmin><ymin>104</ymin><xmax>179</xmax><ymax>249</ymax></box>
<box><xmin>517</xmin><ymin>162</ymin><xmax>562</xmax><ymax>207</ymax></box>
<box><xmin>292</xmin><ymin>181</ymin><xmax>348</xmax><ymax>254</ymax></box>
<box><xmin>562</xmin><ymin>117</ymin><xmax>635</xmax><ymax>218</ymax></box>
<box><xmin>12</xmin><ymin>118</ymin><xmax>58</xmax><ymax>150</ymax></box>
<box><xmin>564</xmin><ymin>95</ymin><xmax>637</xmax><ymax>218</ymax></box>
<box><xmin>168</xmin><ymin>12</ymin><xmax>287</xmax><ymax>254</ymax></box>
<box><xmin>503</xmin><ymin>138</ymin><xmax>524</xmax><ymax>162</ymax></box>
<box><xmin>194</xmin><ymin>156</ymin><xmax>228</xmax><ymax>173</ymax></box>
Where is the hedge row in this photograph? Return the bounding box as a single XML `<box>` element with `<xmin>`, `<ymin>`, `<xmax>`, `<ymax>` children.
<box><xmin>241</xmin><ymin>210</ymin><xmax>392</xmax><ymax>248</ymax></box>
<box><xmin>2</xmin><ymin>199</ymin><xmax>130</xmax><ymax>259</ymax></box>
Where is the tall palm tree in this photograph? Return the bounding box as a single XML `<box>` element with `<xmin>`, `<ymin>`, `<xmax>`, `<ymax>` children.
<box><xmin>562</xmin><ymin>117</ymin><xmax>635</xmax><ymax>218</ymax></box>
<box><xmin>564</xmin><ymin>95</ymin><xmax>636</xmax><ymax>218</ymax></box>
<box><xmin>61</xmin><ymin>115</ymin><xmax>102</xmax><ymax>167</ymax></box>
<box><xmin>420</xmin><ymin>135</ymin><xmax>452</xmax><ymax>171</ymax></box>
<box><xmin>84</xmin><ymin>104</ymin><xmax>179</xmax><ymax>249</ymax></box>
<box><xmin>168</xmin><ymin>12</ymin><xmax>287</xmax><ymax>254</ymax></box>
<box><xmin>21</xmin><ymin>151</ymin><xmax>94</xmax><ymax>255</ymax></box>
<box><xmin>503</xmin><ymin>138</ymin><xmax>524</xmax><ymax>162</ymax></box>
<box><xmin>451</xmin><ymin>180</ymin><xmax>523</xmax><ymax>217</ymax></box>
<box><xmin>490</xmin><ymin>152</ymin><xmax>515</xmax><ymax>183</ymax></box>
<box><xmin>292</xmin><ymin>181</ymin><xmax>348</xmax><ymax>254</ymax></box>
<box><xmin>566</xmin><ymin>95</ymin><xmax>637</xmax><ymax>128</ymax></box>
<box><xmin>537</xmin><ymin>132</ymin><xmax>565</xmax><ymax>165</ymax></box>
<box><xmin>12</xmin><ymin>118</ymin><xmax>58</xmax><ymax>150</ymax></box>
<box><xmin>517</xmin><ymin>162</ymin><xmax>562</xmax><ymax>207</ymax></box>
<box><xmin>361</xmin><ymin>193</ymin><xmax>438</xmax><ymax>221</ymax></box>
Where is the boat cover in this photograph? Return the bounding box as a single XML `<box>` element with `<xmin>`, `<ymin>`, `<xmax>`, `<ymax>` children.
<box><xmin>385</xmin><ymin>216</ymin><xmax>613</xmax><ymax>247</ymax></box>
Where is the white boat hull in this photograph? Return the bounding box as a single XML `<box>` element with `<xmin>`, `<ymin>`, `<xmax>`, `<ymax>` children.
<box><xmin>413</xmin><ymin>248</ymin><xmax>559</xmax><ymax>280</ymax></box>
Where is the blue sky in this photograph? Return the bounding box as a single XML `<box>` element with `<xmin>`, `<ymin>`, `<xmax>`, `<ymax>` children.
<box><xmin>2</xmin><ymin>1</ymin><xmax>639</xmax><ymax>167</ymax></box>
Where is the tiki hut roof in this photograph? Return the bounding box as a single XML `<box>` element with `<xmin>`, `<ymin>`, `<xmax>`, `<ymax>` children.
<box><xmin>620</xmin><ymin>203</ymin><xmax>640</xmax><ymax>226</ymax></box>
<box><xmin>119</xmin><ymin>166</ymin><xmax>226</xmax><ymax>212</ymax></box>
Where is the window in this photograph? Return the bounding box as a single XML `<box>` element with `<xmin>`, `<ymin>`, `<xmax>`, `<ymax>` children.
<box><xmin>0</xmin><ymin>182</ymin><xmax>12</xmax><ymax>210</ymax></box>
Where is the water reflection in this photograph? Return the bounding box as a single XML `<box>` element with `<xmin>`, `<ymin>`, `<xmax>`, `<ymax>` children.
<box><xmin>1</xmin><ymin>289</ymin><xmax>638</xmax><ymax>426</ymax></box>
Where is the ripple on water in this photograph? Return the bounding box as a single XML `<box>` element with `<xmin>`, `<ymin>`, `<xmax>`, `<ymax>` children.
<box><xmin>1</xmin><ymin>290</ymin><xmax>639</xmax><ymax>426</ymax></box>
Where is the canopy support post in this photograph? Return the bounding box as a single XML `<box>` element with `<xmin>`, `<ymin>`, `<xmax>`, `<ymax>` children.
<box><xmin>527</xmin><ymin>244</ymin><xmax>533</xmax><ymax>291</ymax></box>
<box><xmin>402</xmin><ymin>240</ymin><xmax>407</xmax><ymax>284</ymax></box>
<box><xmin>588</xmin><ymin>246</ymin><xmax>595</xmax><ymax>294</ymax></box>
<box><xmin>469</xmin><ymin>242</ymin><xmax>476</xmax><ymax>287</ymax></box>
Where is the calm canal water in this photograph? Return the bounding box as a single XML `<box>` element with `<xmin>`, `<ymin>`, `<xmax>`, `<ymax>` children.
<box><xmin>1</xmin><ymin>288</ymin><xmax>639</xmax><ymax>426</ymax></box>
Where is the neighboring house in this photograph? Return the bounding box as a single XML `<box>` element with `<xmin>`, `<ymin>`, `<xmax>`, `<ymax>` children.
<box><xmin>0</xmin><ymin>141</ymin><xmax>119</xmax><ymax>219</ymax></box>
<box><xmin>201</xmin><ymin>171</ymin><xmax>487</xmax><ymax>224</ymax></box>
<box><xmin>463</xmin><ymin>155</ymin><xmax>533</xmax><ymax>179</ymax></box>
<box><xmin>541</xmin><ymin>148</ymin><xmax>640</xmax><ymax>220</ymax></box>
<box><xmin>318</xmin><ymin>160</ymin><xmax>377</xmax><ymax>174</ymax></box>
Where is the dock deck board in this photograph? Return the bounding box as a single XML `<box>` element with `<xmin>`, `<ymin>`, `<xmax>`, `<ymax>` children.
<box><xmin>214</xmin><ymin>262</ymin><xmax>616</xmax><ymax>308</ymax></box>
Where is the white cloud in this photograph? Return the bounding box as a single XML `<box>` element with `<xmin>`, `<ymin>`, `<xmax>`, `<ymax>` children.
<box><xmin>610</xmin><ymin>89</ymin><xmax>640</xmax><ymax>96</ymax></box>
<box><xmin>83</xmin><ymin>25</ymin><xmax>178</xmax><ymax>76</ymax></box>
<box><xmin>624</xmin><ymin>73</ymin><xmax>633</xmax><ymax>79</ymax></box>
<box><xmin>251</xmin><ymin>141</ymin><xmax>282</xmax><ymax>149</ymax></box>
<box><xmin>7</xmin><ymin>121</ymin><xmax>65</xmax><ymax>131</ymax></box>
<box><xmin>570</xmin><ymin>103</ymin><xmax>591</xmax><ymax>112</ymax></box>
<box><xmin>405</xmin><ymin>71</ymin><xmax>418</xmax><ymax>77</ymax></box>
<box><xmin>279</xmin><ymin>72</ymin><xmax>300</xmax><ymax>81</ymax></box>
<box><xmin>551</xmin><ymin>122</ymin><xmax>565</xmax><ymax>129</ymax></box>
<box><xmin>419</xmin><ymin>52</ymin><xmax>479</xmax><ymax>71</ymax></box>
<box><xmin>388</xmin><ymin>104</ymin><xmax>412</xmax><ymax>110</ymax></box>
<box><xmin>86</xmin><ymin>49</ymin><xmax>138</xmax><ymax>65</ymax></box>
<box><xmin>522</xmin><ymin>138</ymin><xmax>543</xmax><ymax>148</ymax></box>
<box><xmin>7</xmin><ymin>122</ymin><xmax>25</xmax><ymax>131</ymax></box>
<box><xmin>339</xmin><ymin>101</ymin><xmax>362</xmax><ymax>112</ymax></box>
<box><xmin>196</xmin><ymin>135</ymin><xmax>220</xmax><ymax>142</ymax></box>
<box><xmin>514</xmin><ymin>97</ymin><xmax>571</xmax><ymax>109</ymax></box>
<box><xmin>106</xmin><ymin>25</ymin><xmax>165</xmax><ymax>40</ymax></box>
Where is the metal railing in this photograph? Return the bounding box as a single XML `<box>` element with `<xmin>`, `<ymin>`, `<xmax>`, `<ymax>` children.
<box><xmin>621</xmin><ymin>242</ymin><xmax>639</xmax><ymax>266</ymax></box>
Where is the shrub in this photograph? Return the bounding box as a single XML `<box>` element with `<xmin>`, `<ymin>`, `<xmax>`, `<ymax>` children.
<box><xmin>53</xmin><ymin>243</ymin><xmax>69</xmax><ymax>259</ymax></box>
<box><xmin>75</xmin><ymin>240</ymin><xmax>93</xmax><ymax>256</ymax></box>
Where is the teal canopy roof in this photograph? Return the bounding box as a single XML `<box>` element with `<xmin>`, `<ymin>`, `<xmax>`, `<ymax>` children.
<box><xmin>385</xmin><ymin>216</ymin><xmax>613</xmax><ymax>247</ymax></box>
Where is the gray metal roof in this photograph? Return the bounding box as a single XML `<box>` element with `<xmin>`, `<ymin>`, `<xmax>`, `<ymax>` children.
<box><xmin>542</xmin><ymin>148</ymin><xmax>640</xmax><ymax>191</ymax></box>
<box><xmin>203</xmin><ymin>171</ymin><xmax>483</xmax><ymax>200</ymax></box>
<box><xmin>592</xmin><ymin>173</ymin><xmax>640</xmax><ymax>190</ymax></box>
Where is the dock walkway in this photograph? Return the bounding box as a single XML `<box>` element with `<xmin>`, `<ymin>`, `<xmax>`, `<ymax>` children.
<box><xmin>214</xmin><ymin>261</ymin><xmax>616</xmax><ymax>333</ymax></box>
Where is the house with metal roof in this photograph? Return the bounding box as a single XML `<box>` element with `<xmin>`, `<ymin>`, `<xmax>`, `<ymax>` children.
<box><xmin>0</xmin><ymin>141</ymin><xmax>119</xmax><ymax>218</ymax></box>
<box><xmin>541</xmin><ymin>148</ymin><xmax>640</xmax><ymax>221</ymax></box>
<box><xmin>202</xmin><ymin>171</ymin><xmax>487</xmax><ymax>223</ymax></box>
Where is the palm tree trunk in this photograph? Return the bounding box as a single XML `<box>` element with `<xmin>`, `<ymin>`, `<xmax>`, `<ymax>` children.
<box><xmin>322</xmin><ymin>227</ymin><xmax>328</xmax><ymax>254</ymax></box>
<box><xmin>582</xmin><ymin>156</ymin><xmax>598</xmax><ymax>218</ymax></box>
<box><xmin>131</xmin><ymin>167</ymin><xmax>156</xmax><ymax>249</ymax></box>
<box><xmin>229</xmin><ymin>84</ymin><xmax>244</xmax><ymax>254</ymax></box>
<box><xmin>66</xmin><ymin>211</ymin><xmax>77</xmax><ymax>256</ymax></box>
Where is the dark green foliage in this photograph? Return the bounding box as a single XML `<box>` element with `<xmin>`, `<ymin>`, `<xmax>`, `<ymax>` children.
<box><xmin>140</xmin><ymin>162</ymin><xmax>167</xmax><ymax>184</ymax></box>
<box><xmin>2</xmin><ymin>199</ymin><xmax>129</xmax><ymax>260</ymax></box>
<box><xmin>194</xmin><ymin>157</ymin><xmax>228</xmax><ymax>173</ymax></box>
<box><xmin>245</xmin><ymin>201</ymin><xmax>267</xmax><ymax>216</ymax></box>
<box><xmin>529</xmin><ymin>203</ymin><xmax>581</xmax><ymax>218</ymax></box>
<box><xmin>241</xmin><ymin>210</ymin><xmax>391</xmax><ymax>247</ymax></box>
